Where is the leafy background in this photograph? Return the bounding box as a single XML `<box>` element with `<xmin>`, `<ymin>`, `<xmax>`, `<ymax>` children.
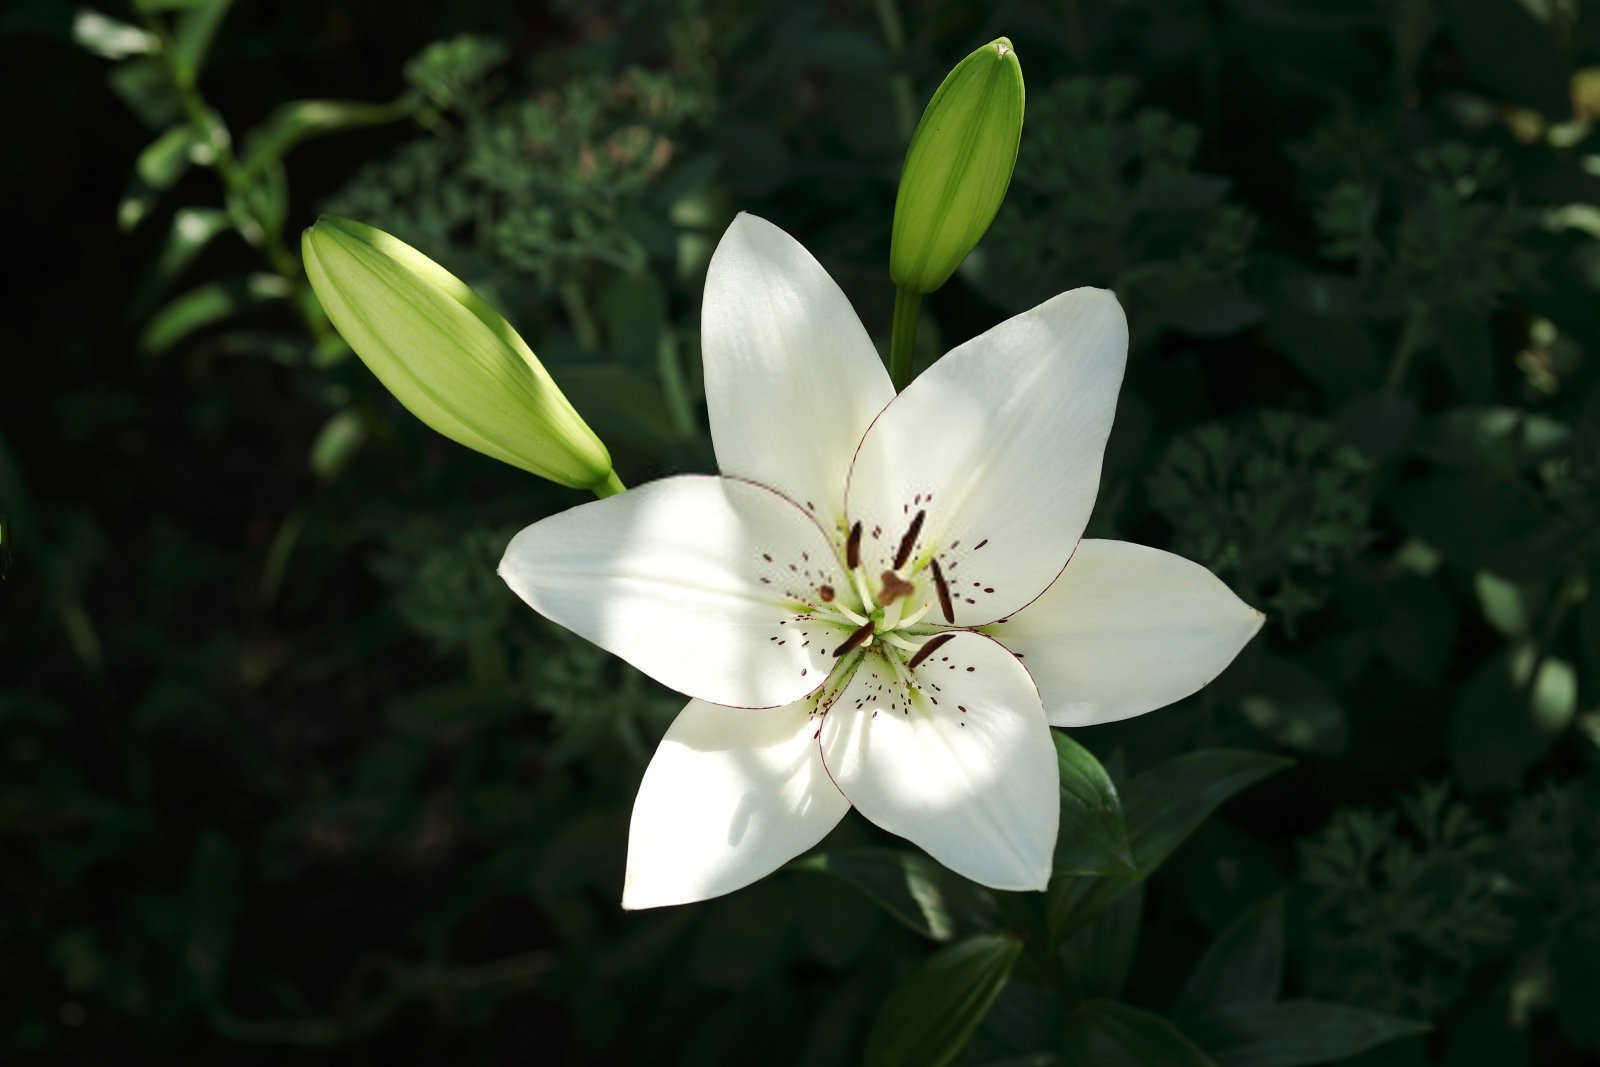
<box><xmin>3</xmin><ymin>0</ymin><xmax>1599</xmax><ymax>1063</ymax></box>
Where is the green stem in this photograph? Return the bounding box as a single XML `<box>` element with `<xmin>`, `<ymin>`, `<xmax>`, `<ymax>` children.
<box><xmin>1383</xmin><ymin>302</ymin><xmax>1429</xmax><ymax>393</ymax></box>
<box><xmin>889</xmin><ymin>286</ymin><xmax>921</xmax><ymax>390</ymax></box>
<box><xmin>140</xmin><ymin>10</ymin><xmax>334</xmax><ymax>350</ymax></box>
<box><xmin>591</xmin><ymin>469</ymin><xmax>627</xmax><ymax>498</ymax></box>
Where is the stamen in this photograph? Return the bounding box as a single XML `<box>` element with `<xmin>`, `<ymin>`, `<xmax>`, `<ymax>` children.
<box><xmin>893</xmin><ymin>509</ymin><xmax>925</xmax><ymax>570</ymax></box>
<box><xmin>880</xmin><ymin>632</ymin><xmax>921</xmax><ymax>654</ymax></box>
<box><xmin>878</xmin><ymin>570</ymin><xmax>915</xmax><ymax>605</ymax></box>
<box><xmin>930</xmin><ymin>558</ymin><xmax>954</xmax><ymax>623</ymax></box>
<box><xmin>849</xmin><ymin>568</ymin><xmax>875</xmax><ymax>610</ymax></box>
<box><xmin>833</xmin><ymin>619</ymin><xmax>876</xmax><ymax>658</ymax></box>
<box><xmin>897</xmin><ymin>599</ymin><xmax>934</xmax><ymax>629</ymax></box>
<box><xmin>846</xmin><ymin>521</ymin><xmax>863</xmax><ymax>570</ymax></box>
<box><xmin>835</xmin><ymin>602</ymin><xmax>869</xmax><ymax>626</ymax></box>
<box><xmin>907</xmin><ymin>632</ymin><xmax>956</xmax><ymax>670</ymax></box>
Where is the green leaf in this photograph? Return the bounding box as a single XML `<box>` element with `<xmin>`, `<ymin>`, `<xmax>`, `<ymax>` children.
<box><xmin>1052</xmin><ymin>731</ymin><xmax>1135</xmax><ymax>876</ymax></box>
<box><xmin>308</xmin><ymin>410</ymin><xmax>365</xmax><ymax>483</ymax></box>
<box><xmin>71</xmin><ymin>9</ymin><xmax>156</xmax><ymax>59</ymax></box>
<box><xmin>148</xmin><ymin>207</ymin><xmax>231</xmax><ymax>288</ymax></box>
<box><xmin>1185</xmin><ymin>1000</ymin><xmax>1429</xmax><ymax>1067</ymax></box>
<box><xmin>169</xmin><ymin>0</ymin><xmax>233</xmax><ymax>88</ymax></box>
<box><xmin>140</xmin><ymin>273</ymin><xmax>289</xmax><ymax>353</ymax></box>
<box><xmin>108</xmin><ymin>58</ymin><xmax>184</xmax><ymax>128</ymax></box>
<box><xmin>119</xmin><ymin>123</ymin><xmax>205</xmax><ymax>230</ymax></box>
<box><xmin>1049</xmin><ymin>750</ymin><xmax>1292</xmax><ymax>937</ymax></box>
<box><xmin>241</xmin><ymin>98</ymin><xmax>414</xmax><ymax>176</ymax></box>
<box><xmin>790</xmin><ymin>847</ymin><xmax>998</xmax><ymax>942</ymax></box>
<box><xmin>1176</xmin><ymin>893</ymin><xmax>1285</xmax><ymax>1017</ymax></box>
<box><xmin>1474</xmin><ymin>571</ymin><xmax>1530</xmax><ymax>637</ymax></box>
<box><xmin>1452</xmin><ymin>645</ymin><xmax>1578</xmax><ymax>791</ymax></box>
<box><xmin>1124</xmin><ymin>751</ymin><xmax>1295</xmax><ymax>873</ymax></box>
<box><xmin>864</xmin><ymin>933</ymin><xmax>1022</xmax><ymax>1067</ymax></box>
<box><xmin>1059</xmin><ymin>883</ymin><xmax>1142</xmax><ymax>1000</ymax></box>
<box><xmin>1062</xmin><ymin>999</ymin><xmax>1217</xmax><ymax>1067</ymax></box>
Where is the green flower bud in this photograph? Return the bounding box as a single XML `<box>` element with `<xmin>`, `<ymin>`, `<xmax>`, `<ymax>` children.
<box><xmin>889</xmin><ymin>38</ymin><xmax>1024</xmax><ymax>294</ymax></box>
<box><xmin>302</xmin><ymin>217</ymin><xmax>615</xmax><ymax>492</ymax></box>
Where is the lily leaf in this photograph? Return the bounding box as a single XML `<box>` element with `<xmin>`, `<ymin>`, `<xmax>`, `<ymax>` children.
<box><xmin>1184</xmin><ymin>1000</ymin><xmax>1430</xmax><ymax>1067</ymax></box>
<box><xmin>1062</xmin><ymin>999</ymin><xmax>1217</xmax><ymax>1067</ymax></box>
<box><xmin>1048</xmin><ymin>750</ymin><xmax>1292</xmax><ymax>938</ymax></box>
<box><xmin>791</xmin><ymin>847</ymin><xmax>998</xmax><ymax>942</ymax></box>
<box><xmin>241</xmin><ymin>98</ymin><xmax>415</xmax><ymax>176</ymax></box>
<box><xmin>1059</xmin><ymin>883</ymin><xmax>1142</xmax><ymax>1000</ymax></box>
<box><xmin>140</xmin><ymin>274</ymin><xmax>290</xmax><ymax>353</ymax></box>
<box><xmin>1176</xmin><ymin>892</ymin><xmax>1286</xmax><ymax>1017</ymax></box>
<box><xmin>864</xmin><ymin>933</ymin><xmax>1022</xmax><ymax>1067</ymax></box>
<box><xmin>1052</xmin><ymin>731</ymin><xmax>1135</xmax><ymax>876</ymax></box>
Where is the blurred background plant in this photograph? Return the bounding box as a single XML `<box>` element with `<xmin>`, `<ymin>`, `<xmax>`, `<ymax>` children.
<box><xmin>2</xmin><ymin>0</ymin><xmax>1599</xmax><ymax>1063</ymax></box>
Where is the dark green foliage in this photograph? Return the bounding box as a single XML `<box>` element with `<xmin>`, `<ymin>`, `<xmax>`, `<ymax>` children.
<box><xmin>6</xmin><ymin>0</ymin><xmax>1600</xmax><ymax>1063</ymax></box>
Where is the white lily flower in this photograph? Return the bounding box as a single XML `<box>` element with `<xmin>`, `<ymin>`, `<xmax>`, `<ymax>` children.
<box><xmin>498</xmin><ymin>214</ymin><xmax>1264</xmax><ymax>909</ymax></box>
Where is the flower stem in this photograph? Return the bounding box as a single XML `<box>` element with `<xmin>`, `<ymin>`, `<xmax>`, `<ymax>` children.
<box><xmin>591</xmin><ymin>469</ymin><xmax>627</xmax><ymax>498</ymax></box>
<box><xmin>889</xmin><ymin>285</ymin><xmax>921</xmax><ymax>391</ymax></box>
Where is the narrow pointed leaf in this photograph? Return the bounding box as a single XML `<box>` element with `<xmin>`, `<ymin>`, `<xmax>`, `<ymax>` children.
<box><xmin>1062</xmin><ymin>1000</ymin><xmax>1217</xmax><ymax>1067</ymax></box>
<box><xmin>71</xmin><ymin>10</ymin><xmax>156</xmax><ymax>59</ymax></box>
<box><xmin>148</xmin><ymin>207</ymin><xmax>231</xmax><ymax>288</ymax></box>
<box><xmin>119</xmin><ymin>124</ymin><xmax>204</xmax><ymax>230</ymax></box>
<box><xmin>1048</xmin><ymin>750</ymin><xmax>1291</xmax><ymax>938</ymax></box>
<box><xmin>170</xmin><ymin>0</ymin><xmax>233</xmax><ymax>87</ymax></box>
<box><xmin>1185</xmin><ymin>1001</ymin><xmax>1430</xmax><ymax>1067</ymax></box>
<box><xmin>864</xmin><ymin>934</ymin><xmax>1022</xmax><ymax>1067</ymax></box>
<box><xmin>791</xmin><ymin>847</ymin><xmax>999</xmax><ymax>942</ymax></box>
<box><xmin>1122</xmin><ymin>750</ymin><xmax>1295</xmax><ymax>874</ymax></box>
<box><xmin>242</xmin><ymin>98</ymin><xmax>414</xmax><ymax>175</ymax></box>
<box><xmin>1059</xmin><ymin>884</ymin><xmax>1142</xmax><ymax>1000</ymax></box>
<box><xmin>1176</xmin><ymin>893</ymin><xmax>1286</xmax><ymax>1017</ymax></box>
<box><xmin>140</xmin><ymin>274</ymin><xmax>289</xmax><ymax>353</ymax></box>
<box><xmin>1052</xmin><ymin>731</ymin><xmax>1135</xmax><ymax>876</ymax></box>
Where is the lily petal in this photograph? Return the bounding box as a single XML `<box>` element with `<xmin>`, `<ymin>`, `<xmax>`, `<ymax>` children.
<box><xmin>992</xmin><ymin>540</ymin><xmax>1265</xmax><ymax>727</ymax></box>
<box><xmin>500</xmin><ymin>475</ymin><xmax>852</xmax><ymax>709</ymax></box>
<box><xmin>703</xmin><ymin>213</ymin><xmax>895</xmax><ymax>529</ymax></box>
<box><xmin>623</xmin><ymin>696</ymin><xmax>849</xmax><ymax>909</ymax></box>
<box><xmin>818</xmin><ymin>632</ymin><xmax>1057</xmax><ymax>891</ymax></box>
<box><xmin>845</xmin><ymin>288</ymin><xmax>1127</xmax><ymax>624</ymax></box>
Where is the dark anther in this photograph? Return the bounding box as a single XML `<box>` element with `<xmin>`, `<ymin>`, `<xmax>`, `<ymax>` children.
<box><xmin>907</xmin><ymin>632</ymin><xmax>955</xmax><ymax>670</ymax></box>
<box><xmin>930</xmin><ymin>559</ymin><xmax>954</xmax><ymax>623</ymax></box>
<box><xmin>833</xmin><ymin>619</ymin><xmax>875</xmax><ymax>658</ymax></box>
<box><xmin>893</xmin><ymin>509</ymin><xmax>925</xmax><ymax>570</ymax></box>
<box><xmin>846</xmin><ymin>521</ymin><xmax>863</xmax><ymax>570</ymax></box>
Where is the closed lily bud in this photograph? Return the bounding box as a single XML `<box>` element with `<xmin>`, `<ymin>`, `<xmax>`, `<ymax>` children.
<box><xmin>890</xmin><ymin>38</ymin><xmax>1024</xmax><ymax>294</ymax></box>
<box><xmin>302</xmin><ymin>217</ymin><xmax>616</xmax><ymax>492</ymax></box>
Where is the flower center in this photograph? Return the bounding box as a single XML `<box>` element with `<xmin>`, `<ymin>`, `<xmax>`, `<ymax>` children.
<box><xmin>813</xmin><ymin>509</ymin><xmax>951</xmax><ymax>666</ymax></box>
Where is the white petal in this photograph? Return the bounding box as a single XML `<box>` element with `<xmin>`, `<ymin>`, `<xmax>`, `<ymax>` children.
<box><xmin>499</xmin><ymin>475</ymin><xmax>852</xmax><ymax>709</ymax></box>
<box><xmin>818</xmin><ymin>631</ymin><xmax>1058</xmax><ymax>890</ymax></box>
<box><xmin>623</xmin><ymin>696</ymin><xmax>849</xmax><ymax>909</ymax></box>
<box><xmin>993</xmin><ymin>540</ymin><xmax>1265</xmax><ymax>727</ymax></box>
<box><xmin>845</xmin><ymin>288</ymin><xmax>1127</xmax><ymax>625</ymax></box>
<box><xmin>702</xmin><ymin>213</ymin><xmax>895</xmax><ymax>530</ymax></box>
